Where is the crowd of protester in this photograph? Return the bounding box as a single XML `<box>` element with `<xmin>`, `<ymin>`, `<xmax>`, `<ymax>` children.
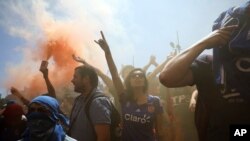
<box><xmin>1</xmin><ymin>1</ymin><xmax>250</xmax><ymax>141</ymax></box>
<box><xmin>0</xmin><ymin>41</ymin><xmax>198</xmax><ymax>141</ymax></box>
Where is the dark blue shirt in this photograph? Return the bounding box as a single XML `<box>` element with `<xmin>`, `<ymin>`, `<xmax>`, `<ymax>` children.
<box><xmin>191</xmin><ymin>55</ymin><xmax>250</xmax><ymax>141</ymax></box>
<box><xmin>120</xmin><ymin>95</ymin><xmax>163</xmax><ymax>141</ymax></box>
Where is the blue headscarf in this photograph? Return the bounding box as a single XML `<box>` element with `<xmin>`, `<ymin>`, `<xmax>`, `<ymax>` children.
<box><xmin>24</xmin><ymin>95</ymin><xmax>69</xmax><ymax>141</ymax></box>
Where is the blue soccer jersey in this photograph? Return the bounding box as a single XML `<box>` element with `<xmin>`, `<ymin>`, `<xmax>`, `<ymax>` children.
<box><xmin>120</xmin><ymin>95</ymin><xmax>163</xmax><ymax>141</ymax></box>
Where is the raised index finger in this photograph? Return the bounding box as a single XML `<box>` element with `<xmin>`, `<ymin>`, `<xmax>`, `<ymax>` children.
<box><xmin>100</xmin><ymin>31</ymin><xmax>106</xmax><ymax>41</ymax></box>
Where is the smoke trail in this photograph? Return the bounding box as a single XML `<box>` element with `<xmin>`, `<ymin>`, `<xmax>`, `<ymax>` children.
<box><xmin>0</xmin><ymin>0</ymin><xmax>128</xmax><ymax>99</ymax></box>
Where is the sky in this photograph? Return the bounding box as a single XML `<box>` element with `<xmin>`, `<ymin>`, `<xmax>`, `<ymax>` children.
<box><xmin>0</xmin><ymin>0</ymin><xmax>248</xmax><ymax>97</ymax></box>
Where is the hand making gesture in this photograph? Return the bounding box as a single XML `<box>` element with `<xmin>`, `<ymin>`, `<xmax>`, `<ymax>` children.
<box><xmin>94</xmin><ymin>31</ymin><xmax>110</xmax><ymax>53</ymax></box>
<box><xmin>72</xmin><ymin>54</ymin><xmax>93</xmax><ymax>69</ymax></box>
<box><xmin>72</xmin><ymin>54</ymin><xmax>85</xmax><ymax>64</ymax></box>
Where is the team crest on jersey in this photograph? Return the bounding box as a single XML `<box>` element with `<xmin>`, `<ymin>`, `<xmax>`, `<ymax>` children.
<box><xmin>147</xmin><ymin>105</ymin><xmax>155</xmax><ymax>113</ymax></box>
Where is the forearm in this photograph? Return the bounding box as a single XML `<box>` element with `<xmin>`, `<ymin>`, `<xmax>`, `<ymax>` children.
<box><xmin>147</xmin><ymin>59</ymin><xmax>168</xmax><ymax>81</ymax></box>
<box><xmin>104</xmin><ymin>51</ymin><xmax>124</xmax><ymax>95</ymax></box>
<box><xmin>95</xmin><ymin>31</ymin><xmax>125</xmax><ymax>95</ymax></box>
<box><xmin>95</xmin><ymin>124</ymin><xmax>110</xmax><ymax>141</ymax></box>
<box><xmin>78</xmin><ymin>59</ymin><xmax>114</xmax><ymax>88</ymax></box>
<box><xmin>11</xmin><ymin>88</ymin><xmax>30</xmax><ymax>106</ymax></box>
<box><xmin>142</xmin><ymin>62</ymin><xmax>151</xmax><ymax>72</ymax></box>
<box><xmin>19</xmin><ymin>96</ymin><xmax>30</xmax><ymax>106</ymax></box>
<box><xmin>153</xmin><ymin>62</ymin><xmax>158</xmax><ymax>67</ymax></box>
<box><xmin>191</xmin><ymin>90</ymin><xmax>198</xmax><ymax>100</ymax></box>
<box><xmin>44</xmin><ymin>76</ymin><xmax>56</xmax><ymax>98</ymax></box>
<box><xmin>159</xmin><ymin>41</ymin><xmax>207</xmax><ymax>86</ymax></box>
<box><xmin>96</xmin><ymin>69</ymin><xmax>114</xmax><ymax>89</ymax></box>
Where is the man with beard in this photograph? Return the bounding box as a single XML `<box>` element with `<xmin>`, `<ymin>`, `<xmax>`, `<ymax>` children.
<box><xmin>68</xmin><ymin>65</ymin><xmax>112</xmax><ymax>141</ymax></box>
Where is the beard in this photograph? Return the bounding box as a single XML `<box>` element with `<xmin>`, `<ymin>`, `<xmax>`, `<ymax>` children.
<box><xmin>74</xmin><ymin>86</ymin><xmax>81</xmax><ymax>93</ymax></box>
<box><xmin>73</xmin><ymin>84</ymin><xmax>84</xmax><ymax>93</ymax></box>
<box><xmin>74</xmin><ymin>85</ymin><xmax>90</xmax><ymax>94</ymax></box>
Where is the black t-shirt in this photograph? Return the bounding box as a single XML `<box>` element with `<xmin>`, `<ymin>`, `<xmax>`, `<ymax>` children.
<box><xmin>191</xmin><ymin>55</ymin><xmax>250</xmax><ymax>141</ymax></box>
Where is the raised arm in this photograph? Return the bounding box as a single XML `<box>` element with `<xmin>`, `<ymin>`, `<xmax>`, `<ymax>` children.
<box><xmin>189</xmin><ymin>89</ymin><xmax>198</xmax><ymax>112</ymax></box>
<box><xmin>94</xmin><ymin>31</ymin><xmax>125</xmax><ymax>96</ymax></box>
<box><xmin>147</xmin><ymin>55</ymin><xmax>173</xmax><ymax>81</ymax></box>
<box><xmin>159</xmin><ymin>25</ymin><xmax>237</xmax><ymax>87</ymax></box>
<box><xmin>40</xmin><ymin>61</ymin><xmax>56</xmax><ymax>98</ymax></box>
<box><xmin>11</xmin><ymin>87</ymin><xmax>30</xmax><ymax>106</ymax></box>
<box><xmin>142</xmin><ymin>55</ymin><xmax>158</xmax><ymax>72</ymax></box>
<box><xmin>72</xmin><ymin>54</ymin><xmax>114</xmax><ymax>90</ymax></box>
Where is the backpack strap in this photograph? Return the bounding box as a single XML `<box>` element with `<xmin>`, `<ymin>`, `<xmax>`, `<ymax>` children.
<box><xmin>68</xmin><ymin>92</ymin><xmax>97</xmax><ymax>135</ymax></box>
<box><xmin>85</xmin><ymin>92</ymin><xmax>107</xmax><ymax>125</ymax></box>
<box><xmin>84</xmin><ymin>93</ymin><xmax>110</xmax><ymax>132</ymax></box>
<box><xmin>85</xmin><ymin>93</ymin><xmax>122</xmax><ymax>141</ymax></box>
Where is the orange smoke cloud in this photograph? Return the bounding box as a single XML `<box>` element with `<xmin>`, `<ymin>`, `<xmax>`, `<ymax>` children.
<box><xmin>9</xmin><ymin>37</ymin><xmax>79</xmax><ymax>99</ymax></box>
<box><xmin>23</xmin><ymin>35</ymin><xmax>79</xmax><ymax>99</ymax></box>
<box><xmin>6</xmin><ymin>23</ymin><xmax>95</xmax><ymax>99</ymax></box>
<box><xmin>25</xmin><ymin>74</ymin><xmax>47</xmax><ymax>99</ymax></box>
<box><xmin>3</xmin><ymin>1</ymin><xmax>112</xmax><ymax>100</ymax></box>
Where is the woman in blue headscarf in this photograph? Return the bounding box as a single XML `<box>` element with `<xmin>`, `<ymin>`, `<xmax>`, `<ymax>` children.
<box><xmin>22</xmin><ymin>95</ymin><xmax>76</xmax><ymax>141</ymax></box>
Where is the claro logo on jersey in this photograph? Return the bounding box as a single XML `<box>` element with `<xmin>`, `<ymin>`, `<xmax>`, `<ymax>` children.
<box><xmin>124</xmin><ymin>114</ymin><xmax>150</xmax><ymax>124</ymax></box>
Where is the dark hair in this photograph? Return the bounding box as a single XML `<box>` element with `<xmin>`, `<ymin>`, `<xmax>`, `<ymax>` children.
<box><xmin>124</xmin><ymin>68</ymin><xmax>148</xmax><ymax>100</ymax></box>
<box><xmin>75</xmin><ymin>65</ymin><xmax>98</xmax><ymax>88</ymax></box>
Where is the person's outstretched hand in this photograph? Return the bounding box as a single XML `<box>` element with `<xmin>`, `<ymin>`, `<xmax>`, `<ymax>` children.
<box><xmin>72</xmin><ymin>54</ymin><xmax>95</xmax><ymax>70</ymax></box>
<box><xmin>11</xmin><ymin>87</ymin><xmax>22</xmax><ymax>98</ymax></box>
<box><xmin>39</xmin><ymin>61</ymin><xmax>48</xmax><ymax>78</ymax></box>
<box><xmin>189</xmin><ymin>98</ymin><xmax>196</xmax><ymax>112</ymax></box>
<box><xmin>201</xmin><ymin>25</ymin><xmax>238</xmax><ymax>49</ymax></box>
<box><xmin>149</xmin><ymin>55</ymin><xmax>158</xmax><ymax>66</ymax></box>
<box><xmin>72</xmin><ymin>54</ymin><xmax>85</xmax><ymax>64</ymax></box>
<box><xmin>94</xmin><ymin>31</ymin><xmax>110</xmax><ymax>53</ymax></box>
